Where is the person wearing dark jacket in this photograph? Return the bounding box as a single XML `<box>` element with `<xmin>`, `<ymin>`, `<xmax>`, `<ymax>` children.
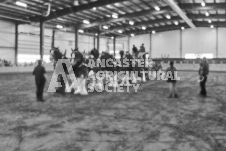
<box><xmin>199</xmin><ymin>57</ymin><xmax>209</xmax><ymax>97</ymax></box>
<box><xmin>132</xmin><ymin>45</ymin><xmax>138</xmax><ymax>57</ymax></box>
<box><xmin>140</xmin><ymin>43</ymin><xmax>145</xmax><ymax>52</ymax></box>
<box><xmin>33</xmin><ymin>60</ymin><xmax>46</xmax><ymax>102</ymax></box>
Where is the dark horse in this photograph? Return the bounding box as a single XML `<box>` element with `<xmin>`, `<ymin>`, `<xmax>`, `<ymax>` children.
<box><xmin>70</xmin><ymin>48</ymin><xmax>89</xmax><ymax>95</ymax></box>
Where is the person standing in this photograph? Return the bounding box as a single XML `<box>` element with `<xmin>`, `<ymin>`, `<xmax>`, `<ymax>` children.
<box><xmin>33</xmin><ymin>60</ymin><xmax>46</xmax><ymax>102</ymax></box>
<box><xmin>199</xmin><ymin>57</ymin><xmax>209</xmax><ymax>97</ymax></box>
<box><xmin>140</xmin><ymin>43</ymin><xmax>145</xmax><ymax>52</ymax></box>
<box><xmin>166</xmin><ymin>61</ymin><xmax>178</xmax><ymax>98</ymax></box>
<box><xmin>132</xmin><ymin>45</ymin><xmax>138</xmax><ymax>57</ymax></box>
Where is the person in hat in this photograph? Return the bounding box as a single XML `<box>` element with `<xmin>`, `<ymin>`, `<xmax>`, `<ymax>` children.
<box><xmin>33</xmin><ymin>60</ymin><xmax>46</xmax><ymax>102</ymax></box>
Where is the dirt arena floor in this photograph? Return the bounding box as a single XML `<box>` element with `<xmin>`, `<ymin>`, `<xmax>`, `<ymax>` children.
<box><xmin>0</xmin><ymin>71</ymin><xmax>226</xmax><ymax>151</ymax></box>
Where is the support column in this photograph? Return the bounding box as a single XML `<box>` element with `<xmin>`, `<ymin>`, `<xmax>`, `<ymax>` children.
<box><xmin>180</xmin><ymin>29</ymin><xmax>183</xmax><ymax>58</ymax></box>
<box><xmin>40</xmin><ymin>21</ymin><xmax>44</xmax><ymax>60</ymax></box>
<box><xmin>128</xmin><ymin>36</ymin><xmax>130</xmax><ymax>53</ymax></box>
<box><xmin>51</xmin><ymin>30</ymin><xmax>55</xmax><ymax>48</ymax></box>
<box><xmin>15</xmin><ymin>23</ymin><xmax>18</xmax><ymax>65</ymax></box>
<box><xmin>113</xmin><ymin>36</ymin><xmax>116</xmax><ymax>57</ymax></box>
<box><xmin>75</xmin><ymin>25</ymin><xmax>78</xmax><ymax>49</ymax></box>
<box><xmin>94</xmin><ymin>36</ymin><xmax>96</xmax><ymax>49</ymax></box>
<box><xmin>97</xmin><ymin>32</ymin><xmax>100</xmax><ymax>51</ymax></box>
<box><xmin>216</xmin><ymin>27</ymin><xmax>219</xmax><ymax>58</ymax></box>
<box><xmin>149</xmin><ymin>33</ymin><xmax>152</xmax><ymax>58</ymax></box>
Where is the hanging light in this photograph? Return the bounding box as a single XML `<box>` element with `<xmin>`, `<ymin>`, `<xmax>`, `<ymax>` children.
<box><xmin>131</xmin><ymin>33</ymin><xmax>135</xmax><ymax>37</ymax></box>
<box><xmin>111</xmin><ymin>36</ymin><xmax>114</xmax><ymax>39</ymax></box>
<box><xmin>74</xmin><ymin>0</ymin><xmax>79</xmax><ymax>6</ymax></box>
<box><xmin>112</xmin><ymin>13</ymin><xmax>118</xmax><ymax>19</ymax></box>
<box><xmin>154</xmin><ymin>6</ymin><xmax>160</xmax><ymax>11</ymax></box>
<box><xmin>152</xmin><ymin>30</ymin><xmax>156</xmax><ymax>34</ymax></box>
<box><xmin>142</xmin><ymin>26</ymin><xmax>146</xmax><ymax>30</ymax></box>
<box><xmin>103</xmin><ymin>25</ymin><xmax>109</xmax><ymax>29</ymax></box>
<box><xmin>208</xmin><ymin>19</ymin><xmax>212</xmax><ymax>23</ymax></box>
<box><xmin>166</xmin><ymin>14</ymin><xmax>171</xmax><ymax>19</ymax></box>
<box><xmin>201</xmin><ymin>1</ymin><xmax>206</xmax><ymax>7</ymax></box>
<box><xmin>95</xmin><ymin>33</ymin><xmax>98</xmax><ymax>36</ymax></box>
<box><xmin>210</xmin><ymin>25</ymin><xmax>214</xmax><ymax>28</ymax></box>
<box><xmin>174</xmin><ymin>21</ymin><xmax>179</xmax><ymax>25</ymax></box>
<box><xmin>83</xmin><ymin>20</ymin><xmax>90</xmax><ymax>24</ymax></box>
<box><xmin>56</xmin><ymin>25</ymin><xmax>64</xmax><ymax>29</ymax></box>
<box><xmin>78</xmin><ymin>29</ymin><xmax>84</xmax><ymax>33</ymax></box>
<box><xmin>129</xmin><ymin>20</ymin><xmax>135</xmax><ymax>25</ymax></box>
<box><xmin>181</xmin><ymin>27</ymin><xmax>185</xmax><ymax>30</ymax></box>
<box><xmin>118</xmin><ymin>30</ymin><xmax>123</xmax><ymax>33</ymax></box>
<box><xmin>205</xmin><ymin>12</ymin><xmax>209</xmax><ymax>16</ymax></box>
<box><xmin>16</xmin><ymin>1</ymin><xmax>27</xmax><ymax>7</ymax></box>
<box><xmin>93</xmin><ymin>7</ymin><xmax>97</xmax><ymax>10</ymax></box>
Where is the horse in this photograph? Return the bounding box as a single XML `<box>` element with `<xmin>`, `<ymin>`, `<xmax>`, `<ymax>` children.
<box><xmin>70</xmin><ymin>48</ymin><xmax>89</xmax><ymax>95</ymax></box>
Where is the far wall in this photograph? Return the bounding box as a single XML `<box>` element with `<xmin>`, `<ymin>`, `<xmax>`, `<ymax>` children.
<box><xmin>127</xmin><ymin>27</ymin><xmax>226</xmax><ymax>58</ymax></box>
<box><xmin>1</xmin><ymin>18</ymin><xmax>226</xmax><ymax>64</ymax></box>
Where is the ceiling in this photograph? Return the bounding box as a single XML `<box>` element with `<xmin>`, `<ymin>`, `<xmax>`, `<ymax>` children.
<box><xmin>0</xmin><ymin>0</ymin><xmax>226</xmax><ymax>37</ymax></box>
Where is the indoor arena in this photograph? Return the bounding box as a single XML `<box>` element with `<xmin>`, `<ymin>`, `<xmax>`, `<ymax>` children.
<box><xmin>0</xmin><ymin>0</ymin><xmax>226</xmax><ymax>151</ymax></box>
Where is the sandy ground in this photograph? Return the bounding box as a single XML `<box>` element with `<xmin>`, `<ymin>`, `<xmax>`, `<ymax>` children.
<box><xmin>0</xmin><ymin>71</ymin><xmax>226</xmax><ymax>151</ymax></box>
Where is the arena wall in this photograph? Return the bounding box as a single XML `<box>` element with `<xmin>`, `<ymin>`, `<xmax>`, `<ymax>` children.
<box><xmin>0</xmin><ymin>20</ymin><xmax>15</xmax><ymax>62</ymax></box>
<box><xmin>128</xmin><ymin>27</ymin><xmax>226</xmax><ymax>58</ymax></box>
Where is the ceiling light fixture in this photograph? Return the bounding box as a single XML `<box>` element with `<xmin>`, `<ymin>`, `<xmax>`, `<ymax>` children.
<box><xmin>74</xmin><ymin>0</ymin><xmax>79</xmax><ymax>6</ymax></box>
<box><xmin>111</xmin><ymin>36</ymin><xmax>114</xmax><ymax>39</ymax></box>
<box><xmin>174</xmin><ymin>21</ymin><xmax>179</xmax><ymax>25</ymax></box>
<box><xmin>210</xmin><ymin>25</ymin><xmax>214</xmax><ymax>28</ymax></box>
<box><xmin>78</xmin><ymin>29</ymin><xmax>84</xmax><ymax>33</ymax></box>
<box><xmin>181</xmin><ymin>27</ymin><xmax>185</xmax><ymax>30</ymax></box>
<box><xmin>129</xmin><ymin>20</ymin><xmax>135</xmax><ymax>25</ymax></box>
<box><xmin>208</xmin><ymin>19</ymin><xmax>212</xmax><ymax>23</ymax></box>
<box><xmin>56</xmin><ymin>25</ymin><xmax>63</xmax><ymax>29</ymax></box>
<box><xmin>131</xmin><ymin>33</ymin><xmax>135</xmax><ymax>37</ymax></box>
<box><xmin>93</xmin><ymin>7</ymin><xmax>97</xmax><ymax>10</ymax></box>
<box><xmin>154</xmin><ymin>6</ymin><xmax>160</xmax><ymax>11</ymax></box>
<box><xmin>201</xmin><ymin>1</ymin><xmax>206</xmax><ymax>7</ymax></box>
<box><xmin>152</xmin><ymin>30</ymin><xmax>156</xmax><ymax>34</ymax></box>
<box><xmin>83</xmin><ymin>20</ymin><xmax>90</xmax><ymax>24</ymax></box>
<box><xmin>16</xmin><ymin>1</ymin><xmax>27</xmax><ymax>7</ymax></box>
<box><xmin>166</xmin><ymin>14</ymin><xmax>171</xmax><ymax>19</ymax></box>
<box><xmin>118</xmin><ymin>30</ymin><xmax>123</xmax><ymax>33</ymax></box>
<box><xmin>103</xmin><ymin>25</ymin><xmax>109</xmax><ymax>29</ymax></box>
<box><xmin>112</xmin><ymin>13</ymin><xmax>118</xmax><ymax>18</ymax></box>
<box><xmin>142</xmin><ymin>26</ymin><xmax>146</xmax><ymax>30</ymax></box>
<box><xmin>205</xmin><ymin>12</ymin><xmax>209</xmax><ymax>16</ymax></box>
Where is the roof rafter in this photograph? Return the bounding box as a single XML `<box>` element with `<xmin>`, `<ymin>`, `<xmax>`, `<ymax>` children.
<box><xmin>79</xmin><ymin>7</ymin><xmax>171</xmax><ymax>29</ymax></box>
<box><xmin>31</xmin><ymin>0</ymin><xmax>130</xmax><ymax>22</ymax></box>
<box><xmin>165</xmin><ymin>0</ymin><xmax>196</xmax><ymax>29</ymax></box>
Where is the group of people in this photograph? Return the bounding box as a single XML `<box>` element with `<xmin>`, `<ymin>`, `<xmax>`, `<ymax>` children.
<box><xmin>132</xmin><ymin>43</ymin><xmax>146</xmax><ymax>57</ymax></box>
<box><xmin>0</xmin><ymin>59</ymin><xmax>13</xmax><ymax>67</ymax></box>
<box><xmin>32</xmin><ymin>45</ymin><xmax>209</xmax><ymax>102</ymax></box>
<box><xmin>166</xmin><ymin>57</ymin><xmax>209</xmax><ymax>98</ymax></box>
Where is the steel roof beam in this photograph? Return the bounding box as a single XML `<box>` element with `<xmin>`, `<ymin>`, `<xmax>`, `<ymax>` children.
<box><xmin>35</xmin><ymin>0</ymin><xmax>129</xmax><ymax>22</ymax></box>
<box><xmin>79</xmin><ymin>7</ymin><xmax>171</xmax><ymax>29</ymax></box>
<box><xmin>165</xmin><ymin>0</ymin><xmax>196</xmax><ymax>29</ymax></box>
